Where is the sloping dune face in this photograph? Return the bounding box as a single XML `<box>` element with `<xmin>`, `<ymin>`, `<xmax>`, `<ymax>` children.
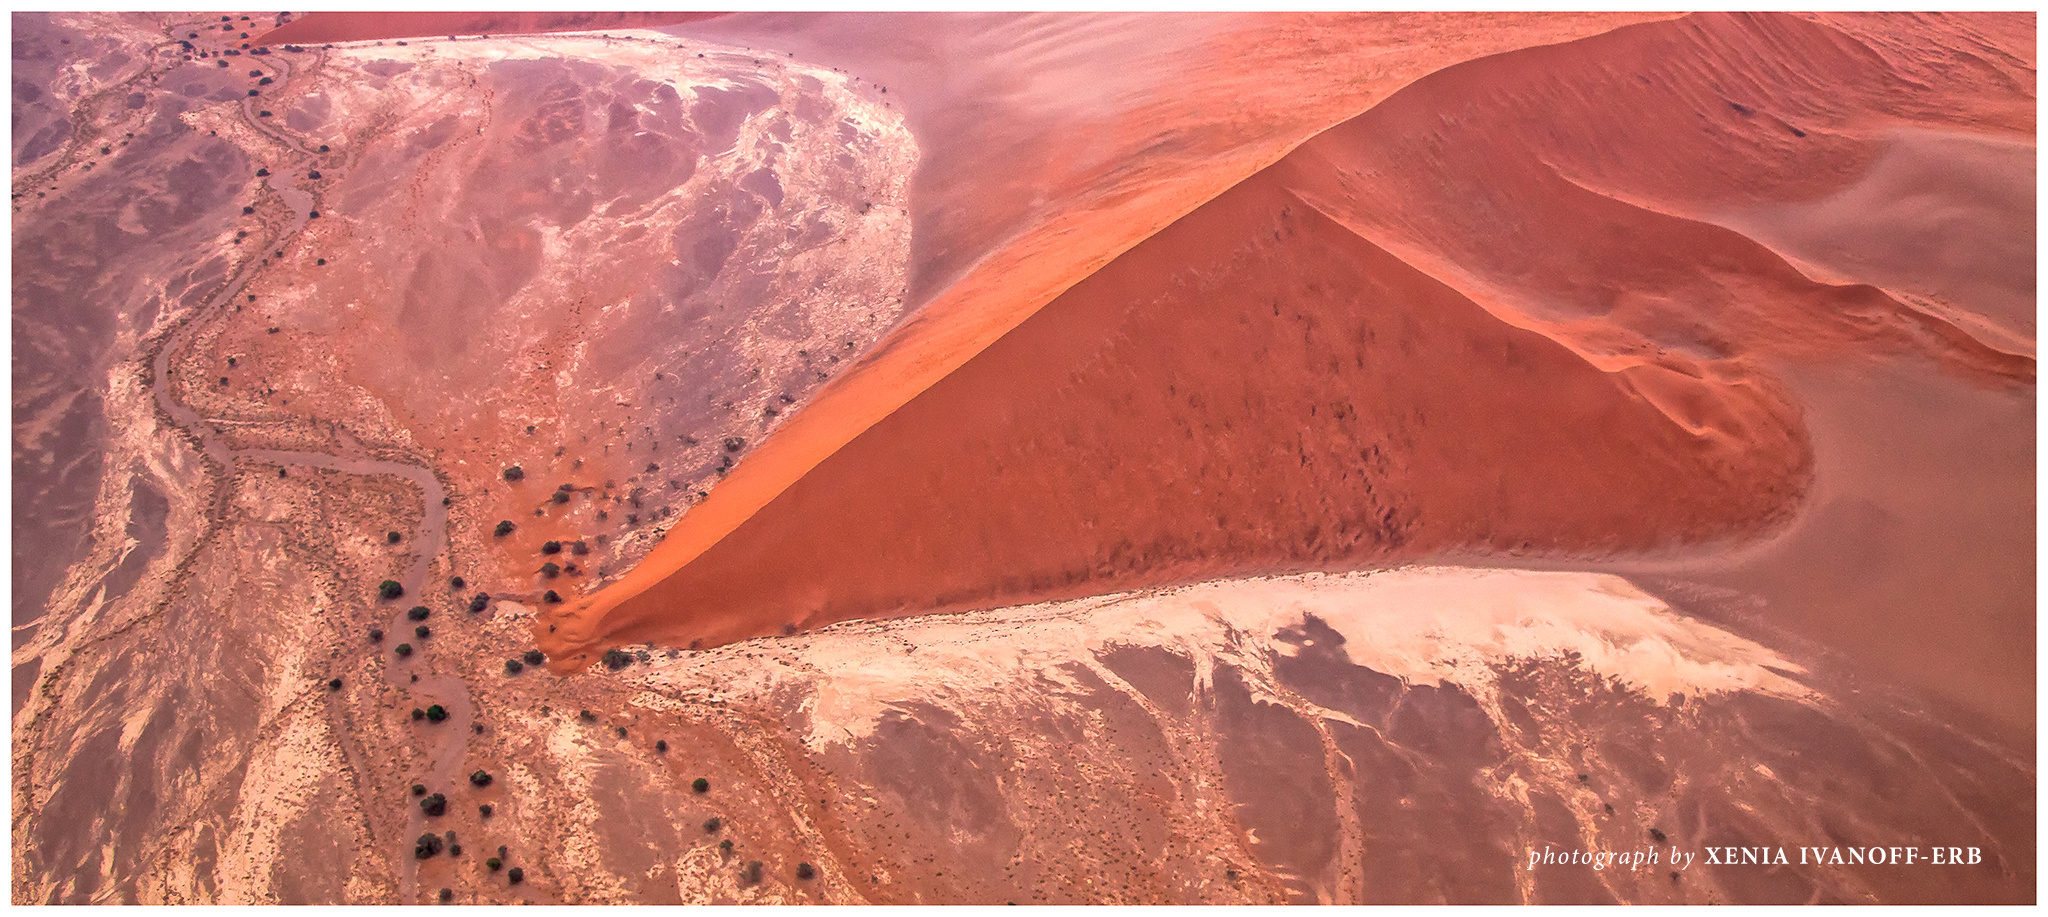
<box><xmin>207</xmin><ymin>37</ymin><xmax>915</xmax><ymax>591</ymax></box>
<box><xmin>545</xmin><ymin>13</ymin><xmax>2032</xmax><ymax>667</ymax></box>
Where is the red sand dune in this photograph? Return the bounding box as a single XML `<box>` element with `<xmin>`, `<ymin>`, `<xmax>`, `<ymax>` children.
<box><xmin>253</xmin><ymin>11</ymin><xmax>725</xmax><ymax>46</ymax></box>
<box><xmin>538</xmin><ymin>13</ymin><xmax>2033</xmax><ymax>722</ymax></box>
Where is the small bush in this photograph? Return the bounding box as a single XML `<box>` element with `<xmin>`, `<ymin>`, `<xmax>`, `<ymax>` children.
<box><xmin>486</xmin><ymin>856</ymin><xmax>502</xmax><ymax>871</ymax></box>
<box><xmin>702</xmin><ymin>817</ymin><xmax>722</xmax><ymax>833</ymax></box>
<box><xmin>741</xmin><ymin>861</ymin><xmax>763</xmax><ymax>885</ymax></box>
<box><xmin>540</xmin><ymin>562</ymin><xmax>560</xmax><ymax>579</ymax></box>
<box><xmin>540</xmin><ymin>540</ymin><xmax>561</xmax><ymax>555</ymax></box>
<box><xmin>503</xmin><ymin>466</ymin><xmax>524</xmax><ymax>481</ymax></box>
<box><xmin>415</xmin><ymin>625</ymin><xmax>431</xmax><ymax>639</ymax></box>
<box><xmin>507</xmin><ymin>867</ymin><xmax>524</xmax><ymax>885</ymax></box>
<box><xmin>426</xmin><ymin>705</ymin><xmax>447</xmax><ymax>723</ymax></box>
<box><xmin>378</xmin><ymin>580</ymin><xmax>404</xmax><ymax>600</ymax></box>
<box><xmin>327</xmin><ymin>678</ymin><xmax>342</xmax><ymax>691</ymax></box>
<box><xmin>470</xmin><ymin>593</ymin><xmax>491</xmax><ymax>612</ymax></box>
<box><xmin>449</xmin><ymin>576</ymin><xmax>465</xmax><ymax>589</ymax></box>
<box><xmin>578</xmin><ymin>710</ymin><xmax>596</xmax><ymax>723</ymax></box>
<box><xmin>414</xmin><ymin>832</ymin><xmax>443</xmax><ymax>859</ymax></box>
<box><xmin>570</xmin><ymin>540</ymin><xmax>589</xmax><ymax>556</ymax></box>
<box><xmin>386</xmin><ymin>530</ymin><xmax>402</xmax><ymax>544</ymax></box>
<box><xmin>421</xmin><ymin>792</ymin><xmax>447</xmax><ymax>816</ymax></box>
<box><xmin>411</xmin><ymin>708</ymin><xmax>425</xmax><ymax>721</ymax></box>
<box><xmin>395</xmin><ymin>643</ymin><xmax>413</xmax><ymax>657</ymax></box>
<box><xmin>718</xmin><ymin>839</ymin><xmax>733</xmax><ymax>853</ymax></box>
<box><xmin>411</xmin><ymin>783</ymin><xmax>426</xmax><ymax>796</ymax></box>
<box><xmin>692</xmin><ymin>777</ymin><xmax>710</xmax><ymax>794</ymax></box>
<box><xmin>470</xmin><ymin>770</ymin><xmax>493</xmax><ymax>787</ymax></box>
<box><xmin>438</xmin><ymin>888</ymin><xmax>452</xmax><ymax>902</ymax></box>
<box><xmin>796</xmin><ymin>862</ymin><xmax>816</xmax><ymax>880</ymax></box>
<box><xmin>550</xmin><ymin>491</ymin><xmax>569</xmax><ymax>505</ymax></box>
<box><xmin>523</xmin><ymin>650</ymin><xmax>545</xmax><ymax>666</ymax></box>
<box><xmin>542</xmin><ymin>590</ymin><xmax>561</xmax><ymax>604</ymax></box>
<box><xmin>504</xmin><ymin>659</ymin><xmax>523</xmax><ymax>674</ymax></box>
<box><xmin>493</xmin><ymin>520</ymin><xmax>514</xmax><ymax>537</ymax></box>
<box><xmin>480</xmin><ymin>804</ymin><xmax>494</xmax><ymax>818</ymax></box>
<box><xmin>655</xmin><ymin>740</ymin><xmax>668</xmax><ymax>753</ymax></box>
<box><xmin>369</xmin><ymin>628</ymin><xmax>383</xmax><ymax>642</ymax></box>
<box><xmin>602</xmin><ymin>648</ymin><xmax>631</xmax><ymax>671</ymax></box>
<box><xmin>407</xmin><ymin>605</ymin><xmax>430</xmax><ymax>621</ymax></box>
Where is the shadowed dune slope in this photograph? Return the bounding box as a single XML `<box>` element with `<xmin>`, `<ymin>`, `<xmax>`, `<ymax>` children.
<box><xmin>541</xmin><ymin>13</ymin><xmax>2032</xmax><ymax>676</ymax></box>
<box><xmin>254</xmin><ymin>12</ymin><xmax>725</xmax><ymax>46</ymax></box>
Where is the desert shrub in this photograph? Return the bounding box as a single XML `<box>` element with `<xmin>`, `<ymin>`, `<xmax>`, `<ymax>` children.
<box><xmin>369</xmin><ymin>628</ymin><xmax>383</xmax><ymax>642</ymax></box>
<box><xmin>741</xmin><ymin>861</ymin><xmax>763</xmax><ymax>885</ymax></box>
<box><xmin>449</xmin><ymin>576</ymin><xmax>465</xmax><ymax>589</ymax></box>
<box><xmin>504</xmin><ymin>659</ymin><xmax>523</xmax><ymax>674</ymax></box>
<box><xmin>395</xmin><ymin>643</ymin><xmax>413</xmax><ymax>657</ymax></box>
<box><xmin>421</xmin><ymin>792</ymin><xmax>446</xmax><ymax>816</ymax></box>
<box><xmin>469</xmin><ymin>593</ymin><xmax>491</xmax><ymax>612</ymax></box>
<box><xmin>426</xmin><ymin>704</ymin><xmax>447</xmax><ymax>722</ymax></box>
<box><xmin>486</xmin><ymin>857</ymin><xmax>502</xmax><ymax>871</ymax></box>
<box><xmin>494</xmin><ymin>520</ymin><xmax>514</xmax><ymax>537</ymax></box>
<box><xmin>523</xmin><ymin>650</ymin><xmax>544</xmax><ymax>666</ymax></box>
<box><xmin>502</xmin><ymin>466</ymin><xmax>524</xmax><ymax>482</ymax></box>
<box><xmin>655</xmin><ymin>740</ymin><xmax>668</xmax><ymax>753</ymax></box>
<box><xmin>411</xmin><ymin>783</ymin><xmax>426</xmax><ymax>796</ymax></box>
<box><xmin>692</xmin><ymin>777</ymin><xmax>710</xmax><ymax>794</ymax></box>
<box><xmin>378</xmin><ymin>580</ymin><xmax>404</xmax><ymax>600</ymax></box>
<box><xmin>578</xmin><ymin>710</ymin><xmax>596</xmax><ymax>722</ymax></box>
<box><xmin>415</xmin><ymin>625</ymin><xmax>431</xmax><ymax>639</ymax></box>
<box><xmin>570</xmin><ymin>540</ymin><xmax>589</xmax><ymax>556</ymax></box>
<box><xmin>550</xmin><ymin>491</ymin><xmax>569</xmax><ymax>505</ymax></box>
<box><xmin>796</xmin><ymin>862</ymin><xmax>816</xmax><ymax>880</ymax></box>
<box><xmin>414</xmin><ymin>833</ymin><xmax>443</xmax><ymax>859</ymax></box>
<box><xmin>480</xmin><ymin>804</ymin><xmax>494</xmax><ymax>818</ymax></box>
<box><xmin>437</xmin><ymin>888</ymin><xmax>452</xmax><ymax>902</ymax></box>
<box><xmin>540</xmin><ymin>540</ymin><xmax>561</xmax><ymax>555</ymax></box>
<box><xmin>407</xmin><ymin>605</ymin><xmax>430</xmax><ymax>621</ymax></box>
<box><xmin>602</xmin><ymin>648</ymin><xmax>631</xmax><ymax>671</ymax></box>
<box><xmin>540</xmin><ymin>562</ymin><xmax>560</xmax><ymax>579</ymax></box>
<box><xmin>507</xmin><ymin>867</ymin><xmax>524</xmax><ymax>885</ymax></box>
<box><xmin>326</xmin><ymin>678</ymin><xmax>342</xmax><ymax>691</ymax></box>
<box><xmin>702</xmin><ymin>817</ymin><xmax>721</xmax><ymax>833</ymax></box>
<box><xmin>470</xmin><ymin>770</ymin><xmax>492</xmax><ymax>787</ymax></box>
<box><xmin>411</xmin><ymin>708</ymin><xmax>425</xmax><ymax>721</ymax></box>
<box><xmin>542</xmin><ymin>590</ymin><xmax>561</xmax><ymax>604</ymax></box>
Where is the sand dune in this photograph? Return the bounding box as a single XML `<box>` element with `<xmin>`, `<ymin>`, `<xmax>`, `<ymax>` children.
<box><xmin>539</xmin><ymin>10</ymin><xmax>2035</xmax><ymax>745</ymax></box>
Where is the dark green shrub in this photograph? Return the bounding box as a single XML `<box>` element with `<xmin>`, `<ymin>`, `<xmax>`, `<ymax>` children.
<box><xmin>692</xmin><ymin>777</ymin><xmax>710</xmax><ymax>793</ymax></box>
<box><xmin>415</xmin><ymin>625</ymin><xmax>431</xmax><ymax>639</ymax></box>
<box><xmin>486</xmin><ymin>856</ymin><xmax>502</xmax><ymax>871</ymax></box>
<box><xmin>504</xmin><ymin>659</ymin><xmax>523</xmax><ymax>674</ymax></box>
<box><xmin>494</xmin><ymin>520</ymin><xmax>514</xmax><ymax>537</ymax></box>
<box><xmin>470</xmin><ymin>770</ymin><xmax>492</xmax><ymax>787</ymax></box>
<box><xmin>327</xmin><ymin>678</ymin><xmax>342</xmax><ymax>691</ymax></box>
<box><xmin>414</xmin><ymin>832</ymin><xmax>443</xmax><ymax>859</ymax></box>
<box><xmin>523</xmin><ymin>650</ymin><xmax>544</xmax><ymax>666</ymax></box>
<box><xmin>507</xmin><ymin>867</ymin><xmax>524</xmax><ymax>885</ymax></box>
<box><xmin>378</xmin><ymin>580</ymin><xmax>404</xmax><ymax>600</ymax></box>
<box><xmin>408</xmin><ymin>606</ymin><xmax>430</xmax><ymax>621</ymax></box>
<box><xmin>503</xmin><ymin>466</ymin><xmax>524</xmax><ymax>481</ymax></box>
<box><xmin>386</xmin><ymin>530</ymin><xmax>402</xmax><ymax>544</ymax></box>
<box><xmin>449</xmin><ymin>576</ymin><xmax>465</xmax><ymax>589</ymax></box>
<box><xmin>426</xmin><ymin>705</ymin><xmax>447</xmax><ymax>722</ymax></box>
<box><xmin>395</xmin><ymin>643</ymin><xmax>413</xmax><ymax>657</ymax></box>
<box><xmin>411</xmin><ymin>708</ymin><xmax>425</xmax><ymax>721</ymax></box>
<box><xmin>421</xmin><ymin>792</ymin><xmax>446</xmax><ymax>816</ymax></box>
<box><xmin>470</xmin><ymin>593</ymin><xmax>491</xmax><ymax>612</ymax></box>
<box><xmin>369</xmin><ymin>628</ymin><xmax>383</xmax><ymax>642</ymax></box>
<box><xmin>602</xmin><ymin>648</ymin><xmax>631</xmax><ymax>671</ymax></box>
<box><xmin>411</xmin><ymin>783</ymin><xmax>425</xmax><ymax>796</ymax></box>
<box><xmin>551</xmin><ymin>491</ymin><xmax>569</xmax><ymax>505</ymax></box>
<box><xmin>540</xmin><ymin>541</ymin><xmax>561</xmax><ymax>555</ymax></box>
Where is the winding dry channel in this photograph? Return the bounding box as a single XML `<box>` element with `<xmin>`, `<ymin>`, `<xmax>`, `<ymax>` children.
<box><xmin>144</xmin><ymin>22</ymin><xmax>475</xmax><ymax>902</ymax></box>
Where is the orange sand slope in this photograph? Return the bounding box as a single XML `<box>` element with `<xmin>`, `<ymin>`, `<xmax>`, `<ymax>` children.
<box><xmin>254</xmin><ymin>12</ymin><xmax>726</xmax><ymax>46</ymax></box>
<box><xmin>540</xmin><ymin>14</ymin><xmax>2032</xmax><ymax>682</ymax></box>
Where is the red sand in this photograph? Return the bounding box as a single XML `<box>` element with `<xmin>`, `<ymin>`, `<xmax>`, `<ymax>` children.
<box><xmin>253</xmin><ymin>12</ymin><xmax>725</xmax><ymax>46</ymax></box>
<box><xmin>537</xmin><ymin>12</ymin><xmax>2033</xmax><ymax>740</ymax></box>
